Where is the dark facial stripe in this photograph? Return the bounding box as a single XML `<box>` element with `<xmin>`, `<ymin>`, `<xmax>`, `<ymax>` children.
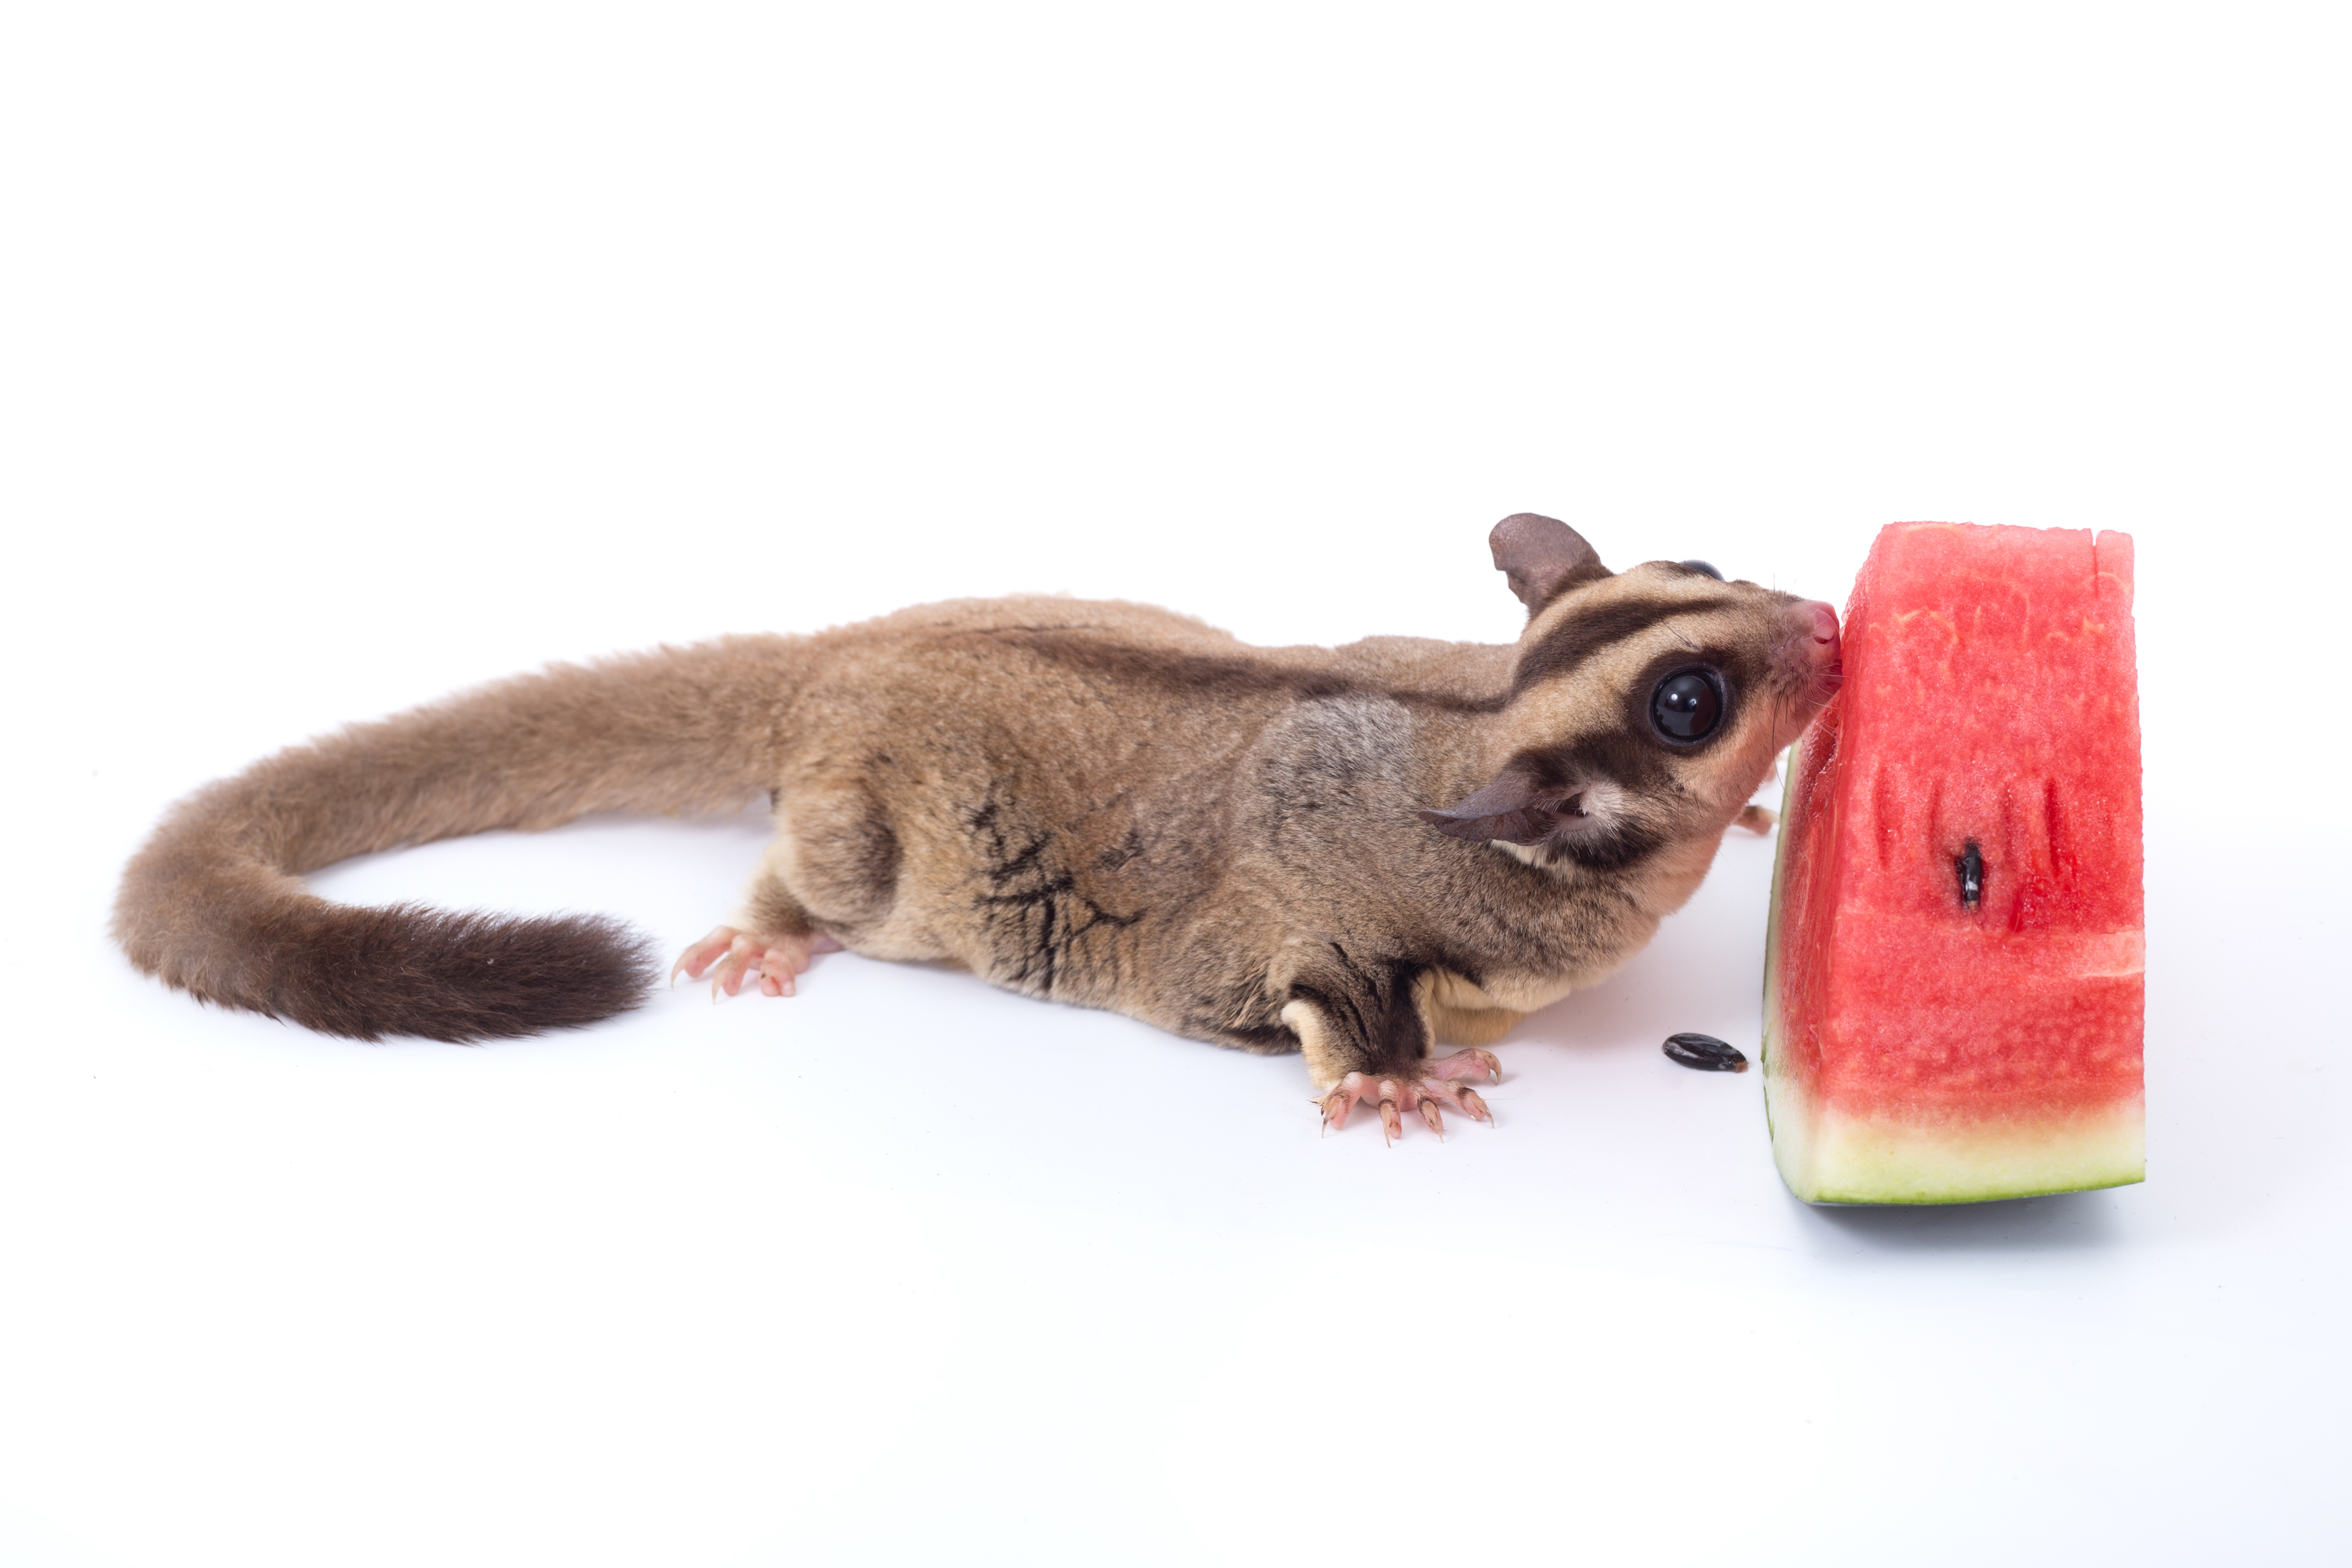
<box><xmin>1510</xmin><ymin>596</ymin><xmax>1727</xmax><ymax>697</ymax></box>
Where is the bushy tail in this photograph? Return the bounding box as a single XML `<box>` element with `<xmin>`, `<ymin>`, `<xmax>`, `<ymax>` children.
<box><xmin>112</xmin><ymin>636</ymin><xmax>802</xmax><ymax>1042</ymax></box>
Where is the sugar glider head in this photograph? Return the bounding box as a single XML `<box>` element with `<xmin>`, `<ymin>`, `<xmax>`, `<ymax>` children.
<box><xmin>1418</xmin><ymin>513</ymin><xmax>1842</xmax><ymax>867</ymax></box>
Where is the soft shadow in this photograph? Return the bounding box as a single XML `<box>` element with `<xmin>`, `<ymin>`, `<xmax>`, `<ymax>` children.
<box><xmin>1791</xmin><ymin>1185</ymin><xmax>2132</xmax><ymax>1255</ymax></box>
<box><xmin>1499</xmin><ymin>993</ymin><xmax>1637</xmax><ymax>1055</ymax></box>
<box><xmin>1490</xmin><ymin>820</ymin><xmax>1782</xmax><ymax>1059</ymax></box>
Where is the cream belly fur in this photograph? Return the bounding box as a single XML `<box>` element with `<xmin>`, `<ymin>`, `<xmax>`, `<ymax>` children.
<box><xmin>113</xmin><ymin>514</ymin><xmax>1842</xmax><ymax>1142</ymax></box>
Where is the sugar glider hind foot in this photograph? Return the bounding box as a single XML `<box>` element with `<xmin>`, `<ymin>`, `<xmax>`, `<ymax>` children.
<box><xmin>672</xmin><ymin>925</ymin><xmax>843</xmax><ymax>1000</ymax></box>
<box><xmin>1318</xmin><ymin>1051</ymin><xmax>1501</xmax><ymax>1142</ymax></box>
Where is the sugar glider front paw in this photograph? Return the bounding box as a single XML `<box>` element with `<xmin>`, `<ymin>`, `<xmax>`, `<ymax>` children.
<box><xmin>670</xmin><ymin>925</ymin><xmax>842</xmax><ymax>999</ymax></box>
<box><xmin>1317</xmin><ymin>1049</ymin><xmax>1501</xmax><ymax>1143</ymax></box>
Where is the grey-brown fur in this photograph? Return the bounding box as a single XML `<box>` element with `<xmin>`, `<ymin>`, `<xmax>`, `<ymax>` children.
<box><xmin>114</xmin><ymin>517</ymin><xmax>1841</xmax><ymax>1129</ymax></box>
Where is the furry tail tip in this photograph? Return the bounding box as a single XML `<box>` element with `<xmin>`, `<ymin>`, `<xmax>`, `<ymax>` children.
<box><xmin>210</xmin><ymin>905</ymin><xmax>661</xmax><ymax>1044</ymax></box>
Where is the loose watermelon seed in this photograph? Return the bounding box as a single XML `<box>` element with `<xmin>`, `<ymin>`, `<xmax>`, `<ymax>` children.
<box><xmin>1957</xmin><ymin>841</ymin><xmax>1984</xmax><ymax>910</ymax></box>
<box><xmin>1664</xmin><ymin>1033</ymin><xmax>1747</xmax><ymax>1071</ymax></box>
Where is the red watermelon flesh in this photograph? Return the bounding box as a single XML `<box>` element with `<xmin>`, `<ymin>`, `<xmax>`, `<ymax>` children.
<box><xmin>1762</xmin><ymin>523</ymin><xmax>2144</xmax><ymax>1204</ymax></box>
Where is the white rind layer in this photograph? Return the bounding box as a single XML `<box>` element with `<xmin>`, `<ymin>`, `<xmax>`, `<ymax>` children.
<box><xmin>1757</xmin><ymin>754</ymin><xmax>2144</xmax><ymax>1206</ymax></box>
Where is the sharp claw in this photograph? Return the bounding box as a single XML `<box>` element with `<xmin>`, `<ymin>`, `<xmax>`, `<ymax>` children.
<box><xmin>673</xmin><ymin>926</ymin><xmax>736</xmax><ymax>987</ymax></box>
<box><xmin>1319</xmin><ymin>1070</ymin><xmax>1493</xmax><ymax>1140</ymax></box>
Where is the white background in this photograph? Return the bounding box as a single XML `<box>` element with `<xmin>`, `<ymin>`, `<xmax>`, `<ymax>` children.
<box><xmin>4</xmin><ymin>3</ymin><xmax>2347</xmax><ymax>1564</ymax></box>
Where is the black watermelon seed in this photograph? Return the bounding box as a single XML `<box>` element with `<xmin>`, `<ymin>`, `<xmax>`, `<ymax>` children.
<box><xmin>1664</xmin><ymin>1032</ymin><xmax>1747</xmax><ymax>1071</ymax></box>
<box><xmin>1957</xmin><ymin>841</ymin><xmax>1984</xmax><ymax>911</ymax></box>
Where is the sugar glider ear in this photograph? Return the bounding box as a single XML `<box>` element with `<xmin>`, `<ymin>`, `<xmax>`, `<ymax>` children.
<box><xmin>1490</xmin><ymin>513</ymin><xmax>1610</xmax><ymax>615</ymax></box>
<box><xmin>1417</xmin><ymin>763</ymin><xmax>1582</xmax><ymax>845</ymax></box>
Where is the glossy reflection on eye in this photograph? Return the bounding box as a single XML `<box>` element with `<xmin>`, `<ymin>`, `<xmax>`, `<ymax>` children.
<box><xmin>1678</xmin><ymin>559</ymin><xmax>1724</xmax><ymax>580</ymax></box>
<box><xmin>1650</xmin><ymin>669</ymin><xmax>1722</xmax><ymax>742</ymax></box>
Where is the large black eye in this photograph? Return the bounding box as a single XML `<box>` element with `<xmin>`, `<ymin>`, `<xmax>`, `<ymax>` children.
<box><xmin>1650</xmin><ymin>669</ymin><xmax>1723</xmax><ymax>743</ymax></box>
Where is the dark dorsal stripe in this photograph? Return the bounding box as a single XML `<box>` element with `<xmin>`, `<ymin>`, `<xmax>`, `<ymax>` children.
<box><xmin>1511</xmin><ymin>596</ymin><xmax>1728</xmax><ymax>697</ymax></box>
<box><xmin>963</xmin><ymin>627</ymin><xmax>1511</xmax><ymax>714</ymax></box>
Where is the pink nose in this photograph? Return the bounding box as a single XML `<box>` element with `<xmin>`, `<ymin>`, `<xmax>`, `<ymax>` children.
<box><xmin>1799</xmin><ymin>600</ymin><xmax>1840</xmax><ymax>662</ymax></box>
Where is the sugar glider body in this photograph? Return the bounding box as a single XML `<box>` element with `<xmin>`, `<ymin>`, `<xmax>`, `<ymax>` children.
<box><xmin>114</xmin><ymin>516</ymin><xmax>1842</xmax><ymax>1137</ymax></box>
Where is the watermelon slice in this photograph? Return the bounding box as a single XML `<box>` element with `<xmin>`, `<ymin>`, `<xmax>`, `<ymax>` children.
<box><xmin>1762</xmin><ymin>523</ymin><xmax>2144</xmax><ymax>1204</ymax></box>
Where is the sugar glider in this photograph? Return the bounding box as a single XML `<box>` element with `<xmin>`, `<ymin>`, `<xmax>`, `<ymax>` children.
<box><xmin>114</xmin><ymin>514</ymin><xmax>1842</xmax><ymax>1139</ymax></box>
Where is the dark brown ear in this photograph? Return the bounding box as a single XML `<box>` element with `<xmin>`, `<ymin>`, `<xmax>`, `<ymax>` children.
<box><xmin>1490</xmin><ymin>513</ymin><xmax>1610</xmax><ymax>614</ymax></box>
<box><xmin>1417</xmin><ymin>764</ymin><xmax>1583</xmax><ymax>845</ymax></box>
